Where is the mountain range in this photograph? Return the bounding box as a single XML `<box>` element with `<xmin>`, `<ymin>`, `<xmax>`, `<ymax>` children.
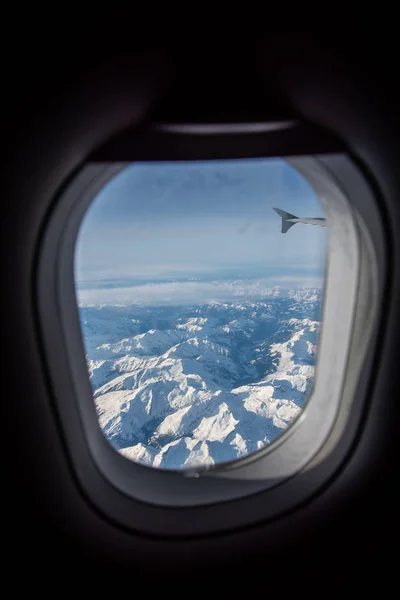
<box><xmin>79</xmin><ymin>286</ymin><xmax>322</xmax><ymax>470</ymax></box>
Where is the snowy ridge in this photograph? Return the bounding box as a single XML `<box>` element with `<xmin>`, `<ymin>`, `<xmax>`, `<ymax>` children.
<box><xmin>80</xmin><ymin>287</ymin><xmax>322</xmax><ymax>469</ymax></box>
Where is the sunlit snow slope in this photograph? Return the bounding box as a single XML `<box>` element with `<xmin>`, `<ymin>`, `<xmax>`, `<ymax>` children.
<box><xmin>79</xmin><ymin>287</ymin><xmax>321</xmax><ymax>469</ymax></box>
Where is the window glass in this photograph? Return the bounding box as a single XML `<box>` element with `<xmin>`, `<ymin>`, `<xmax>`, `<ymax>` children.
<box><xmin>75</xmin><ymin>159</ymin><xmax>327</xmax><ymax>470</ymax></box>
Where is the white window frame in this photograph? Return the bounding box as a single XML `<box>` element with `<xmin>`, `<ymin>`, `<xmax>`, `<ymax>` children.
<box><xmin>36</xmin><ymin>153</ymin><xmax>385</xmax><ymax>537</ymax></box>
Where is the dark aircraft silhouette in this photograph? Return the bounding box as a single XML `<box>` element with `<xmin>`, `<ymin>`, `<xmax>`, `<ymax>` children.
<box><xmin>273</xmin><ymin>207</ymin><xmax>327</xmax><ymax>233</ymax></box>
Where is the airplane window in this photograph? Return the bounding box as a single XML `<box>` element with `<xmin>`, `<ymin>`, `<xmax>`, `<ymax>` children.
<box><xmin>74</xmin><ymin>158</ymin><xmax>328</xmax><ymax>470</ymax></box>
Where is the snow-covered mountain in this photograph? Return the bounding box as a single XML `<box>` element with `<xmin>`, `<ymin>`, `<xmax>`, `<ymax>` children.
<box><xmin>79</xmin><ymin>287</ymin><xmax>322</xmax><ymax>470</ymax></box>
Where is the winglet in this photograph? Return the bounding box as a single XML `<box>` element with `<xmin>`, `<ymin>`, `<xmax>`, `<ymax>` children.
<box><xmin>273</xmin><ymin>207</ymin><xmax>298</xmax><ymax>234</ymax></box>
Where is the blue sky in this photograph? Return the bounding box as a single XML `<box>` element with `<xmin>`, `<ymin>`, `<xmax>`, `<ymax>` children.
<box><xmin>75</xmin><ymin>158</ymin><xmax>327</xmax><ymax>304</ymax></box>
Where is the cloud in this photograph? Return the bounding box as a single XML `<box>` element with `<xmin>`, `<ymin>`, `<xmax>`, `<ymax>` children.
<box><xmin>76</xmin><ymin>277</ymin><xmax>324</xmax><ymax>307</ymax></box>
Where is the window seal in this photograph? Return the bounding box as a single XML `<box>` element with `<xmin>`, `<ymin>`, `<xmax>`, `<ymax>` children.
<box><xmin>36</xmin><ymin>153</ymin><xmax>384</xmax><ymax>537</ymax></box>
